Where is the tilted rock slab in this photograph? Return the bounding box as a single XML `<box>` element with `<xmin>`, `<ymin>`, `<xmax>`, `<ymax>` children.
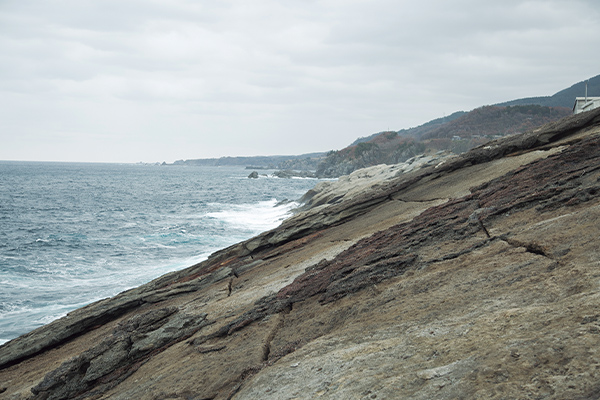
<box><xmin>1</xmin><ymin>108</ymin><xmax>600</xmax><ymax>399</ymax></box>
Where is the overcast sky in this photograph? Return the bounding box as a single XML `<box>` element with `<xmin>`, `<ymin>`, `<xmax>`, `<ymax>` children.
<box><xmin>1</xmin><ymin>0</ymin><xmax>599</xmax><ymax>163</ymax></box>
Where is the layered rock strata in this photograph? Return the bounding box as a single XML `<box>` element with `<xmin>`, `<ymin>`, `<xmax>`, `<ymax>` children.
<box><xmin>1</xmin><ymin>108</ymin><xmax>600</xmax><ymax>399</ymax></box>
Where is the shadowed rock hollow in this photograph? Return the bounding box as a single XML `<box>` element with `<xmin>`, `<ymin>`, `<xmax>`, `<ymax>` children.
<box><xmin>1</xmin><ymin>108</ymin><xmax>600</xmax><ymax>399</ymax></box>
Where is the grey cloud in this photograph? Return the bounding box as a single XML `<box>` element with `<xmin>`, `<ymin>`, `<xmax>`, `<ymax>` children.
<box><xmin>0</xmin><ymin>0</ymin><xmax>599</xmax><ymax>162</ymax></box>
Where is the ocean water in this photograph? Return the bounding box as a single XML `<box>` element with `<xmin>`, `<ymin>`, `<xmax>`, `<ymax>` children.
<box><xmin>0</xmin><ymin>162</ymin><xmax>320</xmax><ymax>345</ymax></box>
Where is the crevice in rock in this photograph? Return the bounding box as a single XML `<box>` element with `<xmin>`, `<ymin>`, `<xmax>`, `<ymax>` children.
<box><xmin>189</xmin><ymin>295</ymin><xmax>287</xmax><ymax>347</ymax></box>
<box><xmin>195</xmin><ymin>344</ymin><xmax>227</xmax><ymax>354</ymax></box>
<box><xmin>479</xmin><ymin>220</ymin><xmax>491</xmax><ymax>238</ymax></box>
<box><xmin>500</xmin><ymin>237</ymin><xmax>554</xmax><ymax>260</ymax></box>
<box><xmin>227</xmin><ymin>278</ymin><xmax>234</xmax><ymax>297</ymax></box>
<box><xmin>393</xmin><ymin>195</ymin><xmax>447</xmax><ymax>203</ymax></box>
<box><xmin>262</xmin><ymin>303</ymin><xmax>292</xmax><ymax>362</ymax></box>
<box><xmin>225</xmin><ymin>369</ymin><xmax>257</xmax><ymax>400</ymax></box>
<box><xmin>261</xmin><ymin>317</ymin><xmax>280</xmax><ymax>362</ymax></box>
<box><xmin>426</xmin><ymin>239</ymin><xmax>492</xmax><ymax>264</ymax></box>
<box><xmin>227</xmin><ymin>327</ymin><xmax>308</xmax><ymax>399</ymax></box>
<box><xmin>330</xmin><ymin>238</ymin><xmax>353</xmax><ymax>243</ymax></box>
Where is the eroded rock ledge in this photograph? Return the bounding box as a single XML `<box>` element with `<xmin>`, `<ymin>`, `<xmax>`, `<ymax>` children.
<box><xmin>1</xmin><ymin>108</ymin><xmax>600</xmax><ymax>400</ymax></box>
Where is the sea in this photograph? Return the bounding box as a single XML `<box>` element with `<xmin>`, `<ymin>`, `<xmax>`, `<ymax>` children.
<box><xmin>0</xmin><ymin>161</ymin><xmax>321</xmax><ymax>345</ymax></box>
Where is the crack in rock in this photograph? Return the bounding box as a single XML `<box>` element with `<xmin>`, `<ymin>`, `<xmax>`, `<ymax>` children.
<box><xmin>500</xmin><ymin>237</ymin><xmax>554</xmax><ymax>260</ymax></box>
<box><xmin>262</xmin><ymin>303</ymin><xmax>293</xmax><ymax>362</ymax></box>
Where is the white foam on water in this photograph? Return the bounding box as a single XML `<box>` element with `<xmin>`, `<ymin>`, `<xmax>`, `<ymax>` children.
<box><xmin>0</xmin><ymin>251</ymin><xmax>215</xmax><ymax>343</ymax></box>
<box><xmin>207</xmin><ymin>198</ymin><xmax>299</xmax><ymax>233</ymax></box>
<box><xmin>1</xmin><ymin>163</ymin><xmax>321</xmax><ymax>344</ymax></box>
<box><xmin>34</xmin><ymin>310</ymin><xmax>69</xmax><ymax>325</ymax></box>
<box><xmin>118</xmin><ymin>252</ymin><xmax>212</xmax><ymax>291</ymax></box>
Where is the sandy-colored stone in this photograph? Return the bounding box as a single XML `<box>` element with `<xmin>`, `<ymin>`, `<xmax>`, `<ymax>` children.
<box><xmin>1</xmin><ymin>108</ymin><xmax>600</xmax><ymax>400</ymax></box>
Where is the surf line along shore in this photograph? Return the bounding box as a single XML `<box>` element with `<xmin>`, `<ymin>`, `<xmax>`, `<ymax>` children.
<box><xmin>1</xmin><ymin>107</ymin><xmax>600</xmax><ymax>399</ymax></box>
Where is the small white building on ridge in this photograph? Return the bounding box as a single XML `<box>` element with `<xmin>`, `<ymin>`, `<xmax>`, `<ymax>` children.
<box><xmin>573</xmin><ymin>97</ymin><xmax>600</xmax><ymax>114</ymax></box>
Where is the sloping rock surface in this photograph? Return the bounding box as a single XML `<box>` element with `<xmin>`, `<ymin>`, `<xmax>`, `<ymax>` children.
<box><xmin>1</xmin><ymin>108</ymin><xmax>600</xmax><ymax>399</ymax></box>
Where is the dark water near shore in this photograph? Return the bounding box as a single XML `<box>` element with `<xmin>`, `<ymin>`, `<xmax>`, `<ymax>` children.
<box><xmin>0</xmin><ymin>161</ymin><xmax>319</xmax><ymax>344</ymax></box>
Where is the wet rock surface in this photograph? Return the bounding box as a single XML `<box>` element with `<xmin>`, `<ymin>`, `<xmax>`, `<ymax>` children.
<box><xmin>1</xmin><ymin>108</ymin><xmax>600</xmax><ymax>399</ymax></box>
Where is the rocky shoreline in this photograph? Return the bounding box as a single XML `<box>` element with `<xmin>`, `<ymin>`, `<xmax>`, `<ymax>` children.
<box><xmin>2</xmin><ymin>108</ymin><xmax>600</xmax><ymax>399</ymax></box>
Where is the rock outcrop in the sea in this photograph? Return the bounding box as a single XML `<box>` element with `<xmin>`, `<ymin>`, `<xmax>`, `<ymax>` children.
<box><xmin>2</xmin><ymin>108</ymin><xmax>600</xmax><ymax>400</ymax></box>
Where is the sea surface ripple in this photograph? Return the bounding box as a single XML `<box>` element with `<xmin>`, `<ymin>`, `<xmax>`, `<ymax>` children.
<box><xmin>0</xmin><ymin>162</ymin><xmax>319</xmax><ymax>344</ymax></box>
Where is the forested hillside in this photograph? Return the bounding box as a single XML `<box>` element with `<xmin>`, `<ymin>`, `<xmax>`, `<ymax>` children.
<box><xmin>315</xmin><ymin>105</ymin><xmax>571</xmax><ymax>177</ymax></box>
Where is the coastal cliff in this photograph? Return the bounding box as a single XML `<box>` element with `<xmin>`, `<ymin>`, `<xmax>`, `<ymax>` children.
<box><xmin>2</xmin><ymin>108</ymin><xmax>600</xmax><ymax>399</ymax></box>
<box><xmin>313</xmin><ymin>105</ymin><xmax>572</xmax><ymax>178</ymax></box>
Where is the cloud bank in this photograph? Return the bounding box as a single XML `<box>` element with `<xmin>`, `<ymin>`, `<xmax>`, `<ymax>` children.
<box><xmin>1</xmin><ymin>0</ymin><xmax>599</xmax><ymax>162</ymax></box>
